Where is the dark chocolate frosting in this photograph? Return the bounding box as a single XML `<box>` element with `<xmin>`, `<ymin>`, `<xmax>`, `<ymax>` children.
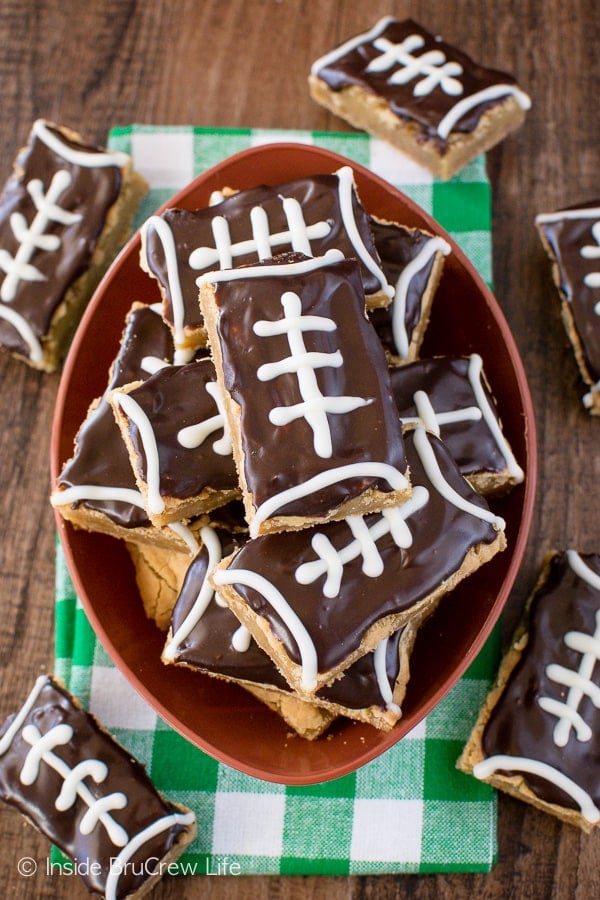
<box><xmin>0</xmin><ymin>676</ymin><xmax>193</xmax><ymax>898</ymax></box>
<box><xmin>368</xmin><ymin>219</ymin><xmax>440</xmax><ymax>356</ymax></box>
<box><xmin>119</xmin><ymin>358</ymin><xmax>238</xmax><ymax>501</ymax></box>
<box><xmin>223</xmin><ymin>427</ymin><xmax>502</xmax><ymax>673</ymax></box>
<box><xmin>169</xmin><ymin>530</ymin><xmax>406</xmax><ymax>711</ymax></box>
<box><xmin>313</xmin><ymin>18</ymin><xmax>523</xmax><ymax>147</ymax></box>
<box><xmin>481</xmin><ymin>551</ymin><xmax>600</xmax><ymax>813</ymax></box>
<box><xmin>390</xmin><ymin>355</ymin><xmax>509</xmax><ymax>477</ymax></box>
<box><xmin>0</xmin><ymin>122</ymin><xmax>122</xmax><ymax>359</ymax></box>
<box><xmin>56</xmin><ymin>304</ymin><xmax>174</xmax><ymax>527</ymax></box>
<box><xmin>210</xmin><ymin>252</ymin><xmax>407</xmax><ymax>519</ymax></box>
<box><xmin>537</xmin><ymin>203</ymin><xmax>600</xmax><ymax>382</ymax></box>
<box><xmin>144</xmin><ymin>170</ymin><xmax>388</xmax><ymax>335</ymax></box>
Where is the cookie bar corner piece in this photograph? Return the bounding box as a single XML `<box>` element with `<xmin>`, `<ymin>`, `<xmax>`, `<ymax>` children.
<box><xmin>535</xmin><ymin>202</ymin><xmax>600</xmax><ymax>415</ymax></box>
<box><xmin>308</xmin><ymin>16</ymin><xmax>531</xmax><ymax>180</ymax></box>
<box><xmin>0</xmin><ymin>674</ymin><xmax>196</xmax><ymax>897</ymax></box>
<box><xmin>0</xmin><ymin>119</ymin><xmax>147</xmax><ymax>371</ymax></box>
<box><xmin>458</xmin><ymin>549</ymin><xmax>600</xmax><ymax>832</ymax></box>
<box><xmin>109</xmin><ymin>357</ymin><xmax>240</xmax><ymax>528</ymax></box>
<box><xmin>198</xmin><ymin>250</ymin><xmax>411</xmax><ymax>537</ymax></box>
<box><xmin>369</xmin><ymin>218</ymin><xmax>451</xmax><ymax>363</ymax></box>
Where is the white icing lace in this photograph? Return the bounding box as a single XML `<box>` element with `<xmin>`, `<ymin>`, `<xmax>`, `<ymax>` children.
<box><xmin>253</xmin><ymin>289</ymin><xmax>372</xmax><ymax>458</ymax></box>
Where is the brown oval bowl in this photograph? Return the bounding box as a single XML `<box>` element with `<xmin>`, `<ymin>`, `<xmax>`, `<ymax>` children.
<box><xmin>51</xmin><ymin>143</ymin><xmax>537</xmax><ymax>784</ymax></box>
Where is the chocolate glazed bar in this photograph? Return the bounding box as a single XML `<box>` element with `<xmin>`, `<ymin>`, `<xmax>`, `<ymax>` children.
<box><xmin>198</xmin><ymin>250</ymin><xmax>410</xmax><ymax>536</ymax></box>
<box><xmin>0</xmin><ymin>676</ymin><xmax>195</xmax><ymax>898</ymax></box>
<box><xmin>141</xmin><ymin>166</ymin><xmax>393</xmax><ymax>351</ymax></box>
<box><xmin>459</xmin><ymin>551</ymin><xmax>600</xmax><ymax>832</ymax></box>
<box><xmin>211</xmin><ymin>427</ymin><xmax>506</xmax><ymax>695</ymax></box>
<box><xmin>309</xmin><ymin>17</ymin><xmax>530</xmax><ymax>179</ymax></box>
<box><xmin>0</xmin><ymin>119</ymin><xmax>146</xmax><ymax>370</ymax></box>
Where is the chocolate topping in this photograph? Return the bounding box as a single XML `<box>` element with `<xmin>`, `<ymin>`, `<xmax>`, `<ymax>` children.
<box><xmin>222</xmin><ymin>427</ymin><xmax>503</xmax><ymax>674</ymax></box>
<box><xmin>368</xmin><ymin>219</ymin><xmax>439</xmax><ymax>356</ymax></box>
<box><xmin>57</xmin><ymin>304</ymin><xmax>174</xmax><ymax>527</ymax></box>
<box><xmin>117</xmin><ymin>358</ymin><xmax>239</xmax><ymax>502</ymax></box>
<box><xmin>0</xmin><ymin>122</ymin><xmax>122</xmax><ymax>359</ymax></box>
<box><xmin>144</xmin><ymin>170</ymin><xmax>388</xmax><ymax>336</ymax></box>
<box><xmin>390</xmin><ymin>355</ymin><xmax>510</xmax><ymax>478</ymax></box>
<box><xmin>0</xmin><ymin>676</ymin><xmax>193</xmax><ymax>898</ymax></box>
<box><xmin>207</xmin><ymin>252</ymin><xmax>407</xmax><ymax>520</ymax></box>
<box><xmin>313</xmin><ymin>18</ymin><xmax>522</xmax><ymax>147</ymax></box>
<box><xmin>481</xmin><ymin>551</ymin><xmax>600</xmax><ymax>813</ymax></box>
<box><xmin>168</xmin><ymin>530</ymin><xmax>406</xmax><ymax>711</ymax></box>
<box><xmin>537</xmin><ymin>203</ymin><xmax>600</xmax><ymax>382</ymax></box>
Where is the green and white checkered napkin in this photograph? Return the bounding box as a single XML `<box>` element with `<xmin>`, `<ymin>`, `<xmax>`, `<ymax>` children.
<box><xmin>54</xmin><ymin>126</ymin><xmax>498</xmax><ymax>875</ymax></box>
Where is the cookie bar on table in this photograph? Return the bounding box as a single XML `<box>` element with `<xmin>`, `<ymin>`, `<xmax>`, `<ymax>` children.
<box><xmin>0</xmin><ymin>675</ymin><xmax>195</xmax><ymax>898</ymax></box>
<box><xmin>458</xmin><ymin>550</ymin><xmax>600</xmax><ymax>832</ymax></box>
<box><xmin>368</xmin><ymin>218</ymin><xmax>451</xmax><ymax>363</ymax></box>
<box><xmin>198</xmin><ymin>250</ymin><xmax>410</xmax><ymax>536</ymax></box>
<box><xmin>141</xmin><ymin>166</ymin><xmax>393</xmax><ymax>352</ymax></box>
<box><xmin>309</xmin><ymin>17</ymin><xmax>531</xmax><ymax>180</ymax></box>
<box><xmin>0</xmin><ymin>119</ymin><xmax>147</xmax><ymax>371</ymax></box>
<box><xmin>210</xmin><ymin>426</ymin><xmax>506</xmax><ymax>696</ymax></box>
<box><xmin>51</xmin><ymin>303</ymin><xmax>205</xmax><ymax>555</ymax></box>
<box><xmin>391</xmin><ymin>354</ymin><xmax>524</xmax><ymax>495</ymax></box>
<box><xmin>163</xmin><ymin>526</ymin><xmax>423</xmax><ymax>733</ymax></box>
<box><xmin>110</xmin><ymin>357</ymin><xmax>240</xmax><ymax>527</ymax></box>
<box><xmin>535</xmin><ymin>202</ymin><xmax>600</xmax><ymax>414</ymax></box>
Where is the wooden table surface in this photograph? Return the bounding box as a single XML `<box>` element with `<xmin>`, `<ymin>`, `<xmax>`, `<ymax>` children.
<box><xmin>0</xmin><ymin>1</ymin><xmax>598</xmax><ymax>897</ymax></box>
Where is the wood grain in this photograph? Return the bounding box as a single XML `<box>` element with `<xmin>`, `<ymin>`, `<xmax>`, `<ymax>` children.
<box><xmin>0</xmin><ymin>1</ymin><xmax>598</xmax><ymax>896</ymax></box>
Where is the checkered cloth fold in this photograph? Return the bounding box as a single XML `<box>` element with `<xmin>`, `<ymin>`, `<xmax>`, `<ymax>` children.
<box><xmin>54</xmin><ymin>125</ymin><xmax>497</xmax><ymax>875</ymax></box>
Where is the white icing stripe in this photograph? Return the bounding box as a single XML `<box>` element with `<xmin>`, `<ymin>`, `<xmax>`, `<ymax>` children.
<box><xmin>0</xmin><ymin>675</ymin><xmax>48</xmax><ymax>755</ymax></box>
<box><xmin>373</xmin><ymin>637</ymin><xmax>401</xmax><ymax>714</ymax></box>
<box><xmin>104</xmin><ymin>810</ymin><xmax>196</xmax><ymax>900</ymax></box>
<box><xmin>213</xmin><ymin>567</ymin><xmax>319</xmax><ymax>691</ymax></box>
<box><xmin>404</xmin><ymin>390</ymin><xmax>482</xmax><ymax>436</ymax></box>
<box><xmin>189</xmin><ymin>200</ymin><xmax>331</xmax><ymax>271</ymax></box>
<box><xmin>20</xmin><ymin>723</ymin><xmax>129</xmax><ymax>847</ymax></box>
<box><xmin>51</xmin><ymin>485</ymin><xmax>146</xmax><ymax>508</ymax></box>
<box><xmin>536</xmin><ymin>208</ymin><xmax>600</xmax><ymax>224</ymax></box>
<box><xmin>32</xmin><ymin>119</ymin><xmax>131</xmax><ymax>168</ymax></box>
<box><xmin>232</xmin><ymin>624</ymin><xmax>252</xmax><ymax>652</ymax></box>
<box><xmin>177</xmin><ymin>380</ymin><xmax>232</xmax><ymax>456</ymax></box>
<box><xmin>141</xmin><ymin>355</ymin><xmax>169</xmax><ymax>376</ymax></box>
<box><xmin>368</xmin><ymin>34</ymin><xmax>464</xmax><ymax>98</ymax></box>
<box><xmin>163</xmin><ymin>526</ymin><xmax>223</xmax><ymax>660</ymax></box>
<box><xmin>112</xmin><ymin>392</ymin><xmax>164</xmax><ymax>515</ymax></box>
<box><xmin>294</xmin><ymin>486</ymin><xmax>429</xmax><ymax>598</ymax></box>
<box><xmin>254</xmin><ymin>290</ymin><xmax>371</xmax><ymax>458</ymax></box>
<box><xmin>412</xmin><ymin>425</ymin><xmax>505</xmax><ymax>530</ymax></box>
<box><xmin>197</xmin><ymin>247</ymin><xmax>344</xmax><ymax>287</ymax></box>
<box><xmin>467</xmin><ymin>354</ymin><xmax>525</xmax><ymax>481</ymax></box>
<box><xmin>335</xmin><ymin>166</ymin><xmax>393</xmax><ymax>298</ymax></box>
<box><xmin>50</xmin><ymin>485</ymin><xmax>200</xmax><ymax>555</ymax></box>
<box><xmin>567</xmin><ymin>549</ymin><xmax>600</xmax><ymax>592</ymax></box>
<box><xmin>391</xmin><ymin>236</ymin><xmax>451</xmax><ymax>359</ymax></box>
<box><xmin>310</xmin><ymin>15</ymin><xmax>394</xmax><ymax>75</ymax></box>
<box><xmin>55</xmin><ymin>759</ymin><xmax>108</xmax><ymax>810</ymax></box>
<box><xmin>538</xmin><ymin>695</ymin><xmax>592</xmax><ymax>743</ymax></box>
<box><xmin>0</xmin><ymin>169</ymin><xmax>83</xmax><ymax>302</ymax></box>
<box><xmin>536</xmin><ymin>554</ymin><xmax>600</xmax><ymax>748</ymax></box>
<box><xmin>166</xmin><ymin>521</ymin><xmax>201</xmax><ymax>555</ymax></box>
<box><xmin>472</xmin><ymin>754</ymin><xmax>600</xmax><ymax>824</ymax></box>
<box><xmin>249</xmin><ymin>461</ymin><xmax>410</xmax><ymax>538</ymax></box>
<box><xmin>0</xmin><ymin>303</ymin><xmax>44</xmax><ymax>362</ymax></box>
<box><xmin>143</xmin><ymin>216</ymin><xmax>187</xmax><ymax>350</ymax></box>
<box><xmin>436</xmin><ymin>83</ymin><xmax>531</xmax><ymax>139</ymax></box>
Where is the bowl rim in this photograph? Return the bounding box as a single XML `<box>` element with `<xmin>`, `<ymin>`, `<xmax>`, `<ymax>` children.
<box><xmin>51</xmin><ymin>141</ymin><xmax>537</xmax><ymax>784</ymax></box>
